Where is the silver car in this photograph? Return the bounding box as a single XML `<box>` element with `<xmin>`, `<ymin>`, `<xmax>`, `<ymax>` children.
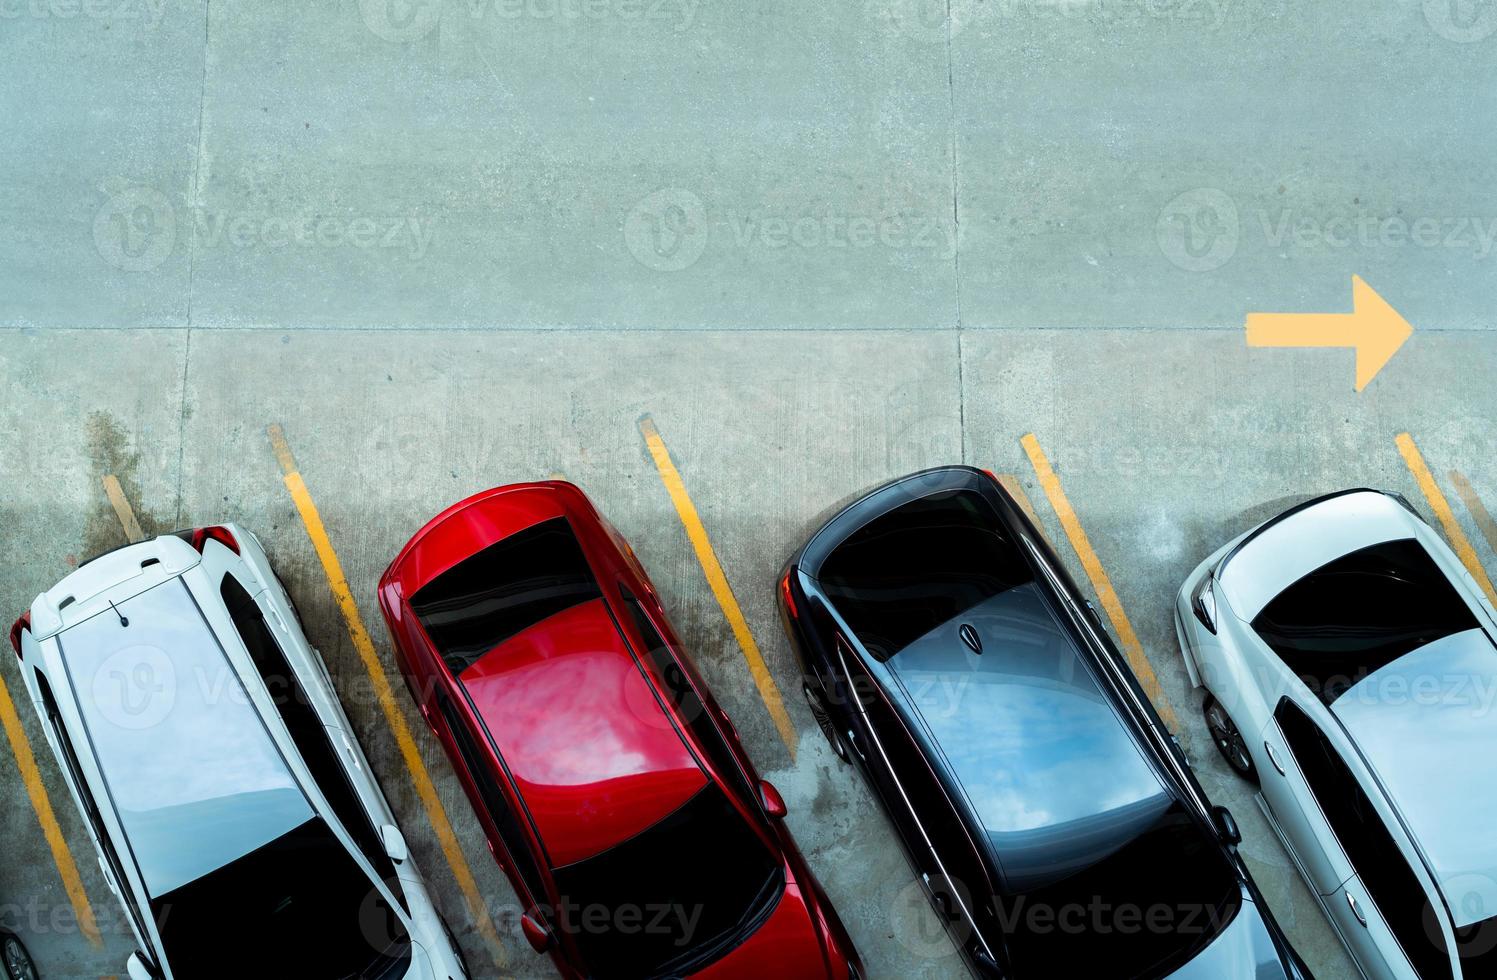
<box><xmin>1175</xmin><ymin>488</ymin><xmax>1497</xmax><ymax>980</ymax></box>
<box><xmin>10</xmin><ymin>525</ymin><xmax>468</xmax><ymax>980</ymax></box>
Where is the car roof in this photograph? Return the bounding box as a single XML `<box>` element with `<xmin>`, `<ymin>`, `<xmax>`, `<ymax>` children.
<box><xmin>884</xmin><ymin>584</ymin><xmax>1171</xmax><ymax>891</ymax></box>
<box><xmin>455</xmin><ymin>589</ymin><xmax>707</xmax><ymax>869</ymax></box>
<box><xmin>1216</xmin><ymin>490</ymin><xmax>1421</xmax><ymax>621</ymax></box>
<box><xmin>52</xmin><ymin>577</ymin><xmax>314</xmax><ymax>897</ymax></box>
<box><xmin>1332</xmin><ymin>626</ymin><xmax>1497</xmax><ymax>928</ymax></box>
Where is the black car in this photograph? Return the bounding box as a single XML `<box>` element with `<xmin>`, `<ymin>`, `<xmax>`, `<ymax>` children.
<box><xmin>1</xmin><ymin>927</ymin><xmax>36</xmax><ymax>980</ymax></box>
<box><xmin>778</xmin><ymin>467</ymin><xmax>1310</xmax><ymax>979</ymax></box>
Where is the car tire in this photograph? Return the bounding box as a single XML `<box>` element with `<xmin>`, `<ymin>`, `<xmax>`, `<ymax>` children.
<box><xmin>804</xmin><ymin>684</ymin><xmax>849</xmax><ymax>764</ymax></box>
<box><xmin>2</xmin><ymin>931</ymin><xmax>37</xmax><ymax>980</ymax></box>
<box><xmin>1203</xmin><ymin>694</ymin><xmax>1258</xmax><ymax>786</ymax></box>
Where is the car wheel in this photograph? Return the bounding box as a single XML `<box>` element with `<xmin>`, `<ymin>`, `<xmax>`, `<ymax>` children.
<box><xmin>1203</xmin><ymin>695</ymin><xmax>1258</xmax><ymax>785</ymax></box>
<box><xmin>804</xmin><ymin>684</ymin><xmax>848</xmax><ymax>764</ymax></box>
<box><xmin>2</xmin><ymin>932</ymin><xmax>37</xmax><ymax>980</ymax></box>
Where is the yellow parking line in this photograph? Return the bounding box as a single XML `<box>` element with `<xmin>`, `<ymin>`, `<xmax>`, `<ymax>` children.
<box><xmin>102</xmin><ymin>475</ymin><xmax>144</xmax><ymax>543</ymax></box>
<box><xmin>266</xmin><ymin>425</ymin><xmax>508</xmax><ymax>972</ymax></box>
<box><xmin>1020</xmin><ymin>434</ymin><xmax>1180</xmax><ymax>731</ymax></box>
<box><xmin>638</xmin><ymin>417</ymin><xmax>800</xmax><ymax>759</ymax></box>
<box><xmin>1395</xmin><ymin>434</ymin><xmax>1497</xmax><ymax>606</ymax></box>
<box><xmin>0</xmin><ymin>675</ymin><xmax>102</xmax><ymax>948</ymax></box>
<box><xmin>1449</xmin><ymin>470</ymin><xmax>1497</xmax><ymax>563</ymax></box>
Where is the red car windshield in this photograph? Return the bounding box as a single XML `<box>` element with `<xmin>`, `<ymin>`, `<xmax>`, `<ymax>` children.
<box><xmin>549</xmin><ymin>784</ymin><xmax>783</xmax><ymax>979</ymax></box>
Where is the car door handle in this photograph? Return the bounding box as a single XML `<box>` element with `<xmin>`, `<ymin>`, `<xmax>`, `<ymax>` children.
<box><xmin>845</xmin><ymin>729</ymin><xmax>867</xmax><ymax>762</ymax></box>
<box><xmin>1264</xmin><ymin>741</ymin><xmax>1286</xmax><ymax>775</ymax></box>
<box><xmin>1346</xmin><ymin>890</ymin><xmax>1367</xmax><ymax>927</ymax></box>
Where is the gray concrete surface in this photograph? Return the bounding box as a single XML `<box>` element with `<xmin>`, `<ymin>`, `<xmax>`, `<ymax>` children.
<box><xmin>5</xmin><ymin>0</ymin><xmax>1497</xmax><ymax>977</ymax></box>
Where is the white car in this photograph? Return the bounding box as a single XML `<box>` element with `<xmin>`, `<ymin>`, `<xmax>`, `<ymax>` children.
<box><xmin>1175</xmin><ymin>488</ymin><xmax>1497</xmax><ymax>980</ymax></box>
<box><xmin>8</xmin><ymin>526</ymin><xmax>469</xmax><ymax>980</ymax></box>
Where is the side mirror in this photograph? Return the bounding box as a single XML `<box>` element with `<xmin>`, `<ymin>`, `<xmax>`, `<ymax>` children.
<box><xmin>126</xmin><ymin>952</ymin><xmax>159</xmax><ymax>980</ymax></box>
<box><xmin>1212</xmin><ymin>805</ymin><xmax>1241</xmax><ymax>845</ymax></box>
<box><xmin>520</xmin><ymin>912</ymin><xmax>553</xmax><ymax>954</ymax></box>
<box><xmin>759</xmin><ymin>780</ymin><xmax>788</xmax><ymax>820</ymax></box>
<box><xmin>380</xmin><ymin>824</ymin><xmax>409</xmax><ymax>863</ymax></box>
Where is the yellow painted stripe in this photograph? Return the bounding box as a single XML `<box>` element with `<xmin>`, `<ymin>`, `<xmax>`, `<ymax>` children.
<box><xmin>0</xmin><ymin>673</ymin><xmax>102</xmax><ymax>948</ymax></box>
<box><xmin>1450</xmin><ymin>470</ymin><xmax>1497</xmax><ymax>563</ymax></box>
<box><xmin>1020</xmin><ymin>434</ymin><xmax>1180</xmax><ymax>731</ymax></box>
<box><xmin>102</xmin><ymin>475</ymin><xmax>144</xmax><ymax>543</ymax></box>
<box><xmin>638</xmin><ymin>417</ymin><xmax>800</xmax><ymax>758</ymax></box>
<box><xmin>1395</xmin><ymin>434</ymin><xmax>1497</xmax><ymax>606</ymax></box>
<box><xmin>266</xmin><ymin>425</ymin><xmax>508</xmax><ymax>971</ymax></box>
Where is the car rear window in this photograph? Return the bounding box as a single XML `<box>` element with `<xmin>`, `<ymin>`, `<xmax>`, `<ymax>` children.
<box><xmin>410</xmin><ymin>517</ymin><xmax>601</xmax><ymax>674</ymax></box>
<box><xmin>817</xmin><ymin>489</ymin><xmax>1032</xmax><ymax>661</ymax></box>
<box><xmin>550</xmin><ymin>784</ymin><xmax>782</xmax><ymax>979</ymax></box>
<box><xmin>1251</xmin><ymin>538</ymin><xmax>1479</xmax><ymax>705</ymax></box>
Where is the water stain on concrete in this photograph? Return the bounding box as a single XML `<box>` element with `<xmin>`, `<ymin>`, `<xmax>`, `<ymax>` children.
<box><xmin>80</xmin><ymin>410</ymin><xmax>167</xmax><ymax>562</ymax></box>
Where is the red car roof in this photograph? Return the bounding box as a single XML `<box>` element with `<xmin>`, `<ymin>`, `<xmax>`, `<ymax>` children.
<box><xmin>458</xmin><ymin>598</ymin><xmax>706</xmax><ymax>867</ymax></box>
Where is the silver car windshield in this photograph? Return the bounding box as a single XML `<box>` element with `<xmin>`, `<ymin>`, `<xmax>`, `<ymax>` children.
<box><xmin>58</xmin><ymin>578</ymin><xmax>313</xmax><ymax>897</ymax></box>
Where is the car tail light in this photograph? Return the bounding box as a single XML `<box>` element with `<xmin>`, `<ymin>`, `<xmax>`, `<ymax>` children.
<box><xmin>779</xmin><ymin>570</ymin><xmax>798</xmax><ymax>619</ymax></box>
<box><xmin>9</xmin><ymin>611</ymin><xmax>32</xmax><ymax>659</ymax></box>
<box><xmin>190</xmin><ymin>526</ymin><xmax>240</xmax><ymax>555</ymax></box>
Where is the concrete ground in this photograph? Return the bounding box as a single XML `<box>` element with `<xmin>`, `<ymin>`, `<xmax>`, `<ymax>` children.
<box><xmin>4</xmin><ymin>0</ymin><xmax>1496</xmax><ymax>978</ymax></box>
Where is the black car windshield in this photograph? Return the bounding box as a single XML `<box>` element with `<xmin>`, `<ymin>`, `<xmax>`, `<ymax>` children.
<box><xmin>1251</xmin><ymin>538</ymin><xmax>1479</xmax><ymax>704</ymax></box>
<box><xmin>997</xmin><ymin>801</ymin><xmax>1242</xmax><ymax>978</ymax></box>
<box><xmin>818</xmin><ymin>488</ymin><xmax>1033</xmax><ymax>661</ymax></box>
<box><xmin>549</xmin><ymin>784</ymin><xmax>783</xmax><ymax>979</ymax></box>
<box><xmin>151</xmin><ymin>818</ymin><xmax>411</xmax><ymax>979</ymax></box>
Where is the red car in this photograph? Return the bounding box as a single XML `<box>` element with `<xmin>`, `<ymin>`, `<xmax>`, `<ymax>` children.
<box><xmin>378</xmin><ymin>482</ymin><xmax>862</xmax><ymax>980</ymax></box>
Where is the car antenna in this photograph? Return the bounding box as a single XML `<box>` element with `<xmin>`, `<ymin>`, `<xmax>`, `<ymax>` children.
<box><xmin>108</xmin><ymin>600</ymin><xmax>129</xmax><ymax>628</ymax></box>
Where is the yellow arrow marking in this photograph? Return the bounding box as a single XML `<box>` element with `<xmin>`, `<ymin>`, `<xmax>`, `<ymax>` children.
<box><xmin>1246</xmin><ymin>276</ymin><xmax>1413</xmax><ymax>392</ymax></box>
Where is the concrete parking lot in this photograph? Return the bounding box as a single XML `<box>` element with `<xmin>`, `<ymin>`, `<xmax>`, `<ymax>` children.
<box><xmin>4</xmin><ymin>1</ymin><xmax>1497</xmax><ymax>977</ymax></box>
